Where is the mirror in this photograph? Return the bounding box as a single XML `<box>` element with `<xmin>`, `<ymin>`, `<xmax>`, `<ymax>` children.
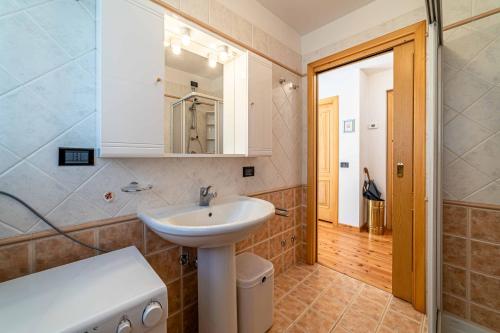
<box><xmin>163</xmin><ymin>14</ymin><xmax>245</xmax><ymax>155</ymax></box>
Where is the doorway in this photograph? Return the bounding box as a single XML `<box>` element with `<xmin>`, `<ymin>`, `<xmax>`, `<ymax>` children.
<box><xmin>307</xmin><ymin>21</ymin><xmax>427</xmax><ymax>313</ymax></box>
<box><xmin>316</xmin><ymin>52</ymin><xmax>394</xmax><ymax>293</ymax></box>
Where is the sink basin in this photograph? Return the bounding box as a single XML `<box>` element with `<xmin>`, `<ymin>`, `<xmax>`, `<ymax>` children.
<box><xmin>138</xmin><ymin>196</ymin><xmax>274</xmax><ymax>248</ymax></box>
<box><xmin>138</xmin><ymin>195</ymin><xmax>275</xmax><ymax>333</ymax></box>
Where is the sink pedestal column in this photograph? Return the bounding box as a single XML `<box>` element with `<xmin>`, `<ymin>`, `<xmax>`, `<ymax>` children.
<box><xmin>197</xmin><ymin>244</ymin><xmax>237</xmax><ymax>333</ymax></box>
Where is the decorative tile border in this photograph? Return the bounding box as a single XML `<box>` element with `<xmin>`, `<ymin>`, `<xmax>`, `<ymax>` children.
<box><xmin>0</xmin><ymin>185</ymin><xmax>307</xmax><ymax>333</ymax></box>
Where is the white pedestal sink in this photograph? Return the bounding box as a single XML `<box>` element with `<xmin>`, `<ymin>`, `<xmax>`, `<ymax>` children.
<box><xmin>138</xmin><ymin>196</ymin><xmax>275</xmax><ymax>333</ymax></box>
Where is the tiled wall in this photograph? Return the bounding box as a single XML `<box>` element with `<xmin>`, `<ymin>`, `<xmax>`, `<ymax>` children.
<box><xmin>0</xmin><ymin>186</ymin><xmax>306</xmax><ymax>333</ymax></box>
<box><xmin>442</xmin><ymin>3</ymin><xmax>500</xmax><ymax>204</ymax></box>
<box><xmin>0</xmin><ymin>0</ymin><xmax>303</xmax><ymax>239</ymax></box>
<box><xmin>441</xmin><ymin>0</ymin><xmax>500</xmax><ymax>331</ymax></box>
<box><xmin>442</xmin><ymin>203</ymin><xmax>500</xmax><ymax>332</ymax></box>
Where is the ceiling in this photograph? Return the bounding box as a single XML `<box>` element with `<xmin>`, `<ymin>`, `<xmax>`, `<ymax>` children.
<box><xmin>256</xmin><ymin>0</ymin><xmax>375</xmax><ymax>35</ymax></box>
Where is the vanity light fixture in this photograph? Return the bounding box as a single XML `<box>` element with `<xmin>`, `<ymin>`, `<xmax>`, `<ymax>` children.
<box><xmin>180</xmin><ymin>27</ymin><xmax>191</xmax><ymax>46</ymax></box>
<box><xmin>171</xmin><ymin>37</ymin><xmax>182</xmax><ymax>55</ymax></box>
<box><xmin>208</xmin><ymin>52</ymin><xmax>217</xmax><ymax>68</ymax></box>
<box><xmin>217</xmin><ymin>45</ymin><xmax>229</xmax><ymax>62</ymax></box>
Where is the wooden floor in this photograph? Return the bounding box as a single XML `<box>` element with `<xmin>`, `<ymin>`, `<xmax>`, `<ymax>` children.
<box><xmin>317</xmin><ymin>220</ymin><xmax>393</xmax><ymax>292</ymax></box>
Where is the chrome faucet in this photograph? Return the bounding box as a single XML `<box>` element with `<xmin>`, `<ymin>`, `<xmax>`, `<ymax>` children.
<box><xmin>199</xmin><ymin>185</ymin><xmax>217</xmax><ymax>206</ymax></box>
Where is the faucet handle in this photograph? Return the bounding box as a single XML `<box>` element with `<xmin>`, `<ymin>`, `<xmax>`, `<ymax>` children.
<box><xmin>200</xmin><ymin>185</ymin><xmax>214</xmax><ymax>196</ymax></box>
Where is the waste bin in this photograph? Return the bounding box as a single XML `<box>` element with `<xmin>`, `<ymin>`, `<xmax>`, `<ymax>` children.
<box><xmin>236</xmin><ymin>252</ymin><xmax>274</xmax><ymax>333</ymax></box>
<box><xmin>366</xmin><ymin>198</ymin><xmax>385</xmax><ymax>235</ymax></box>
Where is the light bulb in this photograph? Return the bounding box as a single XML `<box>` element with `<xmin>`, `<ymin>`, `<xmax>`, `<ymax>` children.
<box><xmin>180</xmin><ymin>27</ymin><xmax>191</xmax><ymax>46</ymax></box>
<box><xmin>171</xmin><ymin>38</ymin><xmax>181</xmax><ymax>55</ymax></box>
<box><xmin>217</xmin><ymin>45</ymin><xmax>229</xmax><ymax>62</ymax></box>
<box><xmin>208</xmin><ymin>52</ymin><xmax>217</xmax><ymax>68</ymax></box>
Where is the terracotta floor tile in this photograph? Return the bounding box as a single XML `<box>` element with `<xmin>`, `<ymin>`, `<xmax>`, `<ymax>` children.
<box><xmin>284</xmin><ymin>265</ymin><xmax>311</xmax><ymax>282</ymax></box>
<box><xmin>294</xmin><ymin>308</ymin><xmax>336</xmax><ymax>333</ymax></box>
<box><xmin>302</xmin><ymin>273</ymin><xmax>332</xmax><ymax>290</ymax></box>
<box><xmin>268</xmin><ymin>312</ymin><xmax>293</xmax><ymax>333</ymax></box>
<box><xmin>389</xmin><ymin>297</ymin><xmax>424</xmax><ymax>323</ymax></box>
<box><xmin>289</xmin><ymin>283</ymin><xmax>322</xmax><ymax>305</ymax></box>
<box><xmin>350</xmin><ymin>295</ymin><xmax>386</xmax><ymax>322</ymax></box>
<box><xmin>381</xmin><ymin>310</ymin><xmax>421</xmax><ymax>333</ymax></box>
<box><xmin>338</xmin><ymin>307</ymin><xmax>379</xmax><ymax>333</ymax></box>
<box><xmin>359</xmin><ymin>284</ymin><xmax>392</xmax><ymax>306</ymax></box>
<box><xmin>274</xmin><ymin>285</ymin><xmax>287</xmax><ymax>301</ymax></box>
<box><xmin>275</xmin><ymin>294</ymin><xmax>308</xmax><ymax>321</ymax></box>
<box><xmin>275</xmin><ymin>274</ymin><xmax>300</xmax><ymax>292</ymax></box>
<box><xmin>311</xmin><ymin>293</ymin><xmax>347</xmax><ymax>320</ymax></box>
<box><xmin>323</xmin><ymin>284</ymin><xmax>357</xmax><ymax>305</ymax></box>
<box><xmin>295</xmin><ymin>262</ymin><xmax>319</xmax><ymax>272</ymax></box>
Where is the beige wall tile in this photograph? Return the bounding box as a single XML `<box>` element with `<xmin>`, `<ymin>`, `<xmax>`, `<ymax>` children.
<box><xmin>0</xmin><ymin>243</ymin><xmax>29</xmax><ymax>283</ymax></box>
<box><xmin>209</xmin><ymin>0</ymin><xmax>232</xmax><ymax>35</ymax></box>
<box><xmin>471</xmin><ymin>240</ymin><xmax>500</xmax><ymax>276</ymax></box>
<box><xmin>98</xmin><ymin>220</ymin><xmax>144</xmax><ymax>253</ymax></box>
<box><xmin>470</xmin><ymin>272</ymin><xmax>500</xmax><ymax>310</ymax></box>
<box><xmin>180</xmin><ymin>0</ymin><xmax>208</xmax><ymax>23</ymax></box>
<box><xmin>443</xmin><ymin>205</ymin><xmax>468</xmax><ymax>236</ymax></box>
<box><xmin>232</xmin><ymin>14</ymin><xmax>252</xmax><ymax>46</ymax></box>
<box><xmin>34</xmin><ymin>230</ymin><xmax>95</xmax><ymax>272</ymax></box>
<box><xmin>252</xmin><ymin>26</ymin><xmax>270</xmax><ymax>55</ymax></box>
<box><xmin>443</xmin><ymin>235</ymin><xmax>467</xmax><ymax>267</ymax></box>
<box><xmin>470</xmin><ymin>304</ymin><xmax>500</xmax><ymax>332</ymax></box>
<box><xmin>443</xmin><ymin>264</ymin><xmax>467</xmax><ymax>297</ymax></box>
<box><xmin>443</xmin><ymin>293</ymin><xmax>467</xmax><ymax>318</ymax></box>
<box><xmin>471</xmin><ymin>209</ymin><xmax>500</xmax><ymax>243</ymax></box>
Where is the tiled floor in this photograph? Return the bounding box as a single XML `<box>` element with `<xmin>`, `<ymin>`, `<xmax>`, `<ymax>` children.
<box><xmin>271</xmin><ymin>263</ymin><xmax>427</xmax><ymax>333</ymax></box>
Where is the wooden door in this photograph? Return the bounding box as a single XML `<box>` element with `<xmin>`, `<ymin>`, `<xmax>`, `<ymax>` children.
<box><xmin>317</xmin><ymin>97</ymin><xmax>339</xmax><ymax>224</ymax></box>
<box><xmin>386</xmin><ymin>90</ymin><xmax>394</xmax><ymax>231</ymax></box>
<box><xmin>392</xmin><ymin>42</ymin><xmax>415</xmax><ymax>302</ymax></box>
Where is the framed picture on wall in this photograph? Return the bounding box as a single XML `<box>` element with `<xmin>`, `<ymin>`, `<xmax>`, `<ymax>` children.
<box><xmin>343</xmin><ymin>119</ymin><xmax>355</xmax><ymax>133</ymax></box>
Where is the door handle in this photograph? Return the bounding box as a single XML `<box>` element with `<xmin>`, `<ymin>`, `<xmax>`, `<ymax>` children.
<box><xmin>397</xmin><ymin>162</ymin><xmax>404</xmax><ymax>177</ymax></box>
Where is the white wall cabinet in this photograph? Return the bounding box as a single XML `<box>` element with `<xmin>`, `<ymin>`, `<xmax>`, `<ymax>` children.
<box><xmin>97</xmin><ymin>0</ymin><xmax>272</xmax><ymax>158</ymax></box>
<box><xmin>247</xmin><ymin>53</ymin><xmax>272</xmax><ymax>156</ymax></box>
<box><xmin>97</xmin><ymin>0</ymin><xmax>165</xmax><ymax>157</ymax></box>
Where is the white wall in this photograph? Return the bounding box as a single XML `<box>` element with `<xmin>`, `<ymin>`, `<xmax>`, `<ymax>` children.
<box><xmin>360</xmin><ymin>68</ymin><xmax>393</xmax><ymax>202</ymax></box>
<box><xmin>318</xmin><ymin>67</ymin><xmax>361</xmax><ymax>227</ymax></box>
<box><xmin>359</xmin><ymin>68</ymin><xmax>393</xmax><ymax>226</ymax></box>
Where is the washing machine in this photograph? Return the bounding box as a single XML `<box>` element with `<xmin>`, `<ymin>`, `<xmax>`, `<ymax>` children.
<box><xmin>0</xmin><ymin>246</ymin><xmax>167</xmax><ymax>333</ymax></box>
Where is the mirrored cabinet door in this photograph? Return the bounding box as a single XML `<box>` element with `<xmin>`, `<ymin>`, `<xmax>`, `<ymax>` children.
<box><xmin>97</xmin><ymin>0</ymin><xmax>272</xmax><ymax>158</ymax></box>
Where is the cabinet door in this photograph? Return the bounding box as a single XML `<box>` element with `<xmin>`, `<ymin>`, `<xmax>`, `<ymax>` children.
<box><xmin>97</xmin><ymin>0</ymin><xmax>165</xmax><ymax>157</ymax></box>
<box><xmin>248</xmin><ymin>53</ymin><xmax>272</xmax><ymax>156</ymax></box>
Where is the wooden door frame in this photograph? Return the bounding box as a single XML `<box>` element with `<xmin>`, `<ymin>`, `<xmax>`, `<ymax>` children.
<box><xmin>306</xmin><ymin>21</ymin><xmax>427</xmax><ymax>312</ymax></box>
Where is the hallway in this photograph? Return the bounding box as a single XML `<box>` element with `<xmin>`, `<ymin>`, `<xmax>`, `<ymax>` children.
<box><xmin>317</xmin><ymin>221</ymin><xmax>393</xmax><ymax>292</ymax></box>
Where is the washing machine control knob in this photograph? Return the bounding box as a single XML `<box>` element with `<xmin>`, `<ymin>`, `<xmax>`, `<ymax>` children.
<box><xmin>142</xmin><ymin>301</ymin><xmax>163</xmax><ymax>328</ymax></box>
<box><xmin>116</xmin><ymin>319</ymin><xmax>132</xmax><ymax>333</ymax></box>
